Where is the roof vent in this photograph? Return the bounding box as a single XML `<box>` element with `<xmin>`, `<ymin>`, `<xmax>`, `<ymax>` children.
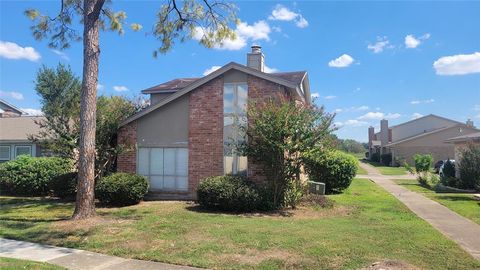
<box><xmin>247</xmin><ymin>45</ymin><xmax>265</xmax><ymax>72</ymax></box>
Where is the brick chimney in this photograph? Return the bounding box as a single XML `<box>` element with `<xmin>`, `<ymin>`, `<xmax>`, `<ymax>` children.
<box><xmin>368</xmin><ymin>126</ymin><xmax>375</xmax><ymax>146</ymax></box>
<box><xmin>247</xmin><ymin>45</ymin><xmax>264</xmax><ymax>72</ymax></box>
<box><xmin>380</xmin><ymin>119</ymin><xmax>389</xmax><ymax>146</ymax></box>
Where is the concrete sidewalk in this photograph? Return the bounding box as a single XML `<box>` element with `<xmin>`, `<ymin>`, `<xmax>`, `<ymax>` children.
<box><xmin>0</xmin><ymin>238</ymin><xmax>203</xmax><ymax>270</ymax></box>
<box><xmin>359</xmin><ymin>162</ymin><xmax>480</xmax><ymax>260</ymax></box>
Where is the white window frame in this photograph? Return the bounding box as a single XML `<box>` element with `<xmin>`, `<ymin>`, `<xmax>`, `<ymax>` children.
<box><xmin>0</xmin><ymin>145</ymin><xmax>11</xmax><ymax>161</ymax></box>
<box><xmin>14</xmin><ymin>145</ymin><xmax>32</xmax><ymax>158</ymax></box>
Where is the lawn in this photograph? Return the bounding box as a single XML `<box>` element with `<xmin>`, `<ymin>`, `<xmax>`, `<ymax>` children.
<box><xmin>0</xmin><ymin>257</ymin><xmax>65</xmax><ymax>270</ymax></box>
<box><xmin>1</xmin><ymin>179</ymin><xmax>479</xmax><ymax>270</ymax></box>
<box><xmin>356</xmin><ymin>165</ymin><xmax>367</xmax><ymax>175</ymax></box>
<box><xmin>394</xmin><ymin>179</ymin><xmax>480</xmax><ymax>225</ymax></box>
<box><xmin>362</xmin><ymin>160</ymin><xmax>407</xmax><ymax>175</ymax></box>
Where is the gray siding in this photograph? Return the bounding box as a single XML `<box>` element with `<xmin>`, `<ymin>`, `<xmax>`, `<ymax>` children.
<box><xmin>150</xmin><ymin>92</ymin><xmax>175</xmax><ymax>105</ymax></box>
<box><xmin>137</xmin><ymin>94</ymin><xmax>189</xmax><ymax>147</ymax></box>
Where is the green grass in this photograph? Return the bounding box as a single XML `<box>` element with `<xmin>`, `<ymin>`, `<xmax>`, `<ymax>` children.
<box><xmin>362</xmin><ymin>160</ymin><xmax>407</xmax><ymax>175</ymax></box>
<box><xmin>356</xmin><ymin>165</ymin><xmax>367</xmax><ymax>175</ymax></box>
<box><xmin>1</xmin><ymin>179</ymin><xmax>479</xmax><ymax>270</ymax></box>
<box><xmin>394</xmin><ymin>179</ymin><xmax>480</xmax><ymax>225</ymax></box>
<box><xmin>0</xmin><ymin>257</ymin><xmax>65</xmax><ymax>270</ymax></box>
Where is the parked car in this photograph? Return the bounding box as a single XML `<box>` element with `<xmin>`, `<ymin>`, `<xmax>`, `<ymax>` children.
<box><xmin>434</xmin><ymin>160</ymin><xmax>444</xmax><ymax>173</ymax></box>
<box><xmin>439</xmin><ymin>160</ymin><xmax>455</xmax><ymax>178</ymax></box>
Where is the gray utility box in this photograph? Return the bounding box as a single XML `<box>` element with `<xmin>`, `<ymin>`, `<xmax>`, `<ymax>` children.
<box><xmin>307</xmin><ymin>181</ymin><xmax>325</xmax><ymax>195</ymax></box>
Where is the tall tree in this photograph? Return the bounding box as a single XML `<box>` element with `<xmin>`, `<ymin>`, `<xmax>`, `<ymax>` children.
<box><xmin>25</xmin><ymin>0</ymin><xmax>237</xmax><ymax>219</ymax></box>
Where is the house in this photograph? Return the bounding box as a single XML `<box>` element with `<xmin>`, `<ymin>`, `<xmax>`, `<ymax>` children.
<box><xmin>445</xmin><ymin>131</ymin><xmax>480</xmax><ymax>178</ymax></box>
<box><xmin>117</xmin><ymin>46</ymin><xmax>311</xmax><ymax>199</ymax></box>
<box><xmin>0</xmin><ymin>99</ymin><xmax>45</xmax><ymax>162</ymax></box>
<box><xmin>367</xmin><ymin>114</ymin><xmax>479</xmax><ymax>165</ymax></box>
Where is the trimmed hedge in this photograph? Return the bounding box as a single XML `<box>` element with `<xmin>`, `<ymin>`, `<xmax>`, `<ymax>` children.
<box><xmin>197</xmin><ymin>175</ymin><xmax>264</xmax><ymax>212</ymax></box>
<box><xmin>50</xmin><ymin>172</ymin><xmax>77</xmax><ymax>199</ymax></box>
<box><xmin>0</xmin><ymin>156</ymin><xmax>72</xmax><ymax>196</ymax></box>
<box><xmin>95</xmin><ymin>173</ymin><xmax>149</xmax><ymax>206</ymax></box>
<box><xmin>304</xmin><ymin>150</ymin><xmax>357</xmax><ymax>194</ymax></box>
<box><xmin>381</xmin><ymin>153</ymin><xmax>392</xmax><ymax>166</ymax></box>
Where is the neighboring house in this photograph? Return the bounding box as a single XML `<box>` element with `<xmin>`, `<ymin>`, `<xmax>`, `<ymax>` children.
<box><xmin>117</xmin><ymin>46</ymin><xmax>311</xmax><ymax>199</ymax></box>
<box><xmin>0</xmin><ymin>99</ymin><xmax>44</xmax><ymax>162</ymax></box>
<box><xmin>445</xmin><ymin>131</ymin><xmax>480</xmax><ymax>178</ymax></box>
<box><xmin>367</xmin><ymin>114</ymin><xmax>479</xmax><ymax>165</ymax></box>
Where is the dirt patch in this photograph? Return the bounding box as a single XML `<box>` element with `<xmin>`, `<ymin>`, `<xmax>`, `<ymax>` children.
<box><xmin>219</xmin><ymin>248</ymin><xmax>311</xmax><ymax>267</ymax></box>
<box><xmin>359</xmin><ymin>260</ymin><xmax>421</xmax><ymax>270</ymax></box>
<box><xmin>53</xmin><ymin>216</ymin><xmax>132</xmax><ymax>232</ymax></box>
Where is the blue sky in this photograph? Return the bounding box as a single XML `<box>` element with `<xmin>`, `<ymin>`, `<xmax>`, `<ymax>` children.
<box><xmin>1</xmin><ymin>1</ymin><xmax>479</xmax><ymax>142</ymax></box>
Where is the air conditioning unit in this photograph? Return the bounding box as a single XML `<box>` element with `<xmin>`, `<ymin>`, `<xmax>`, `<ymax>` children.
<box><xmin>307</xmin><ymin>181</ymin><xmax>325</xmax><ymax>195</ymax></box>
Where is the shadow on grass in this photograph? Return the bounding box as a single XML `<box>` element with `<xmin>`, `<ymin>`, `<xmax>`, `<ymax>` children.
<box><xmin>436</xmin><ymin>195</ymin><xmax>480</xmax><ymax>203</ymax></box>
<box><xmin>185</xmin><ymin>205</ymin><xmax>294</xmax><ymax>217</ymax></box>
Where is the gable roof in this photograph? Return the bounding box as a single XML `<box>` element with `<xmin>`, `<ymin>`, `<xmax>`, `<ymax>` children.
<box><xmin>390</xmin><ymin>114</ymin><xmax>464</xmax><ymax>130</ymax></box>
<box><xmin>0</xmin><ymin>99</ymin><xmax>24</xmax><ymax>115</ymax></box>
<box><xmin>121</xmin><ymin>62</ymin><xmax>309</xmax><ymax>126</ymax></box>
<box><xmin>444</xmin><ymin>131</ymin><xmax>480</xmax><ymax>143</ymax></box>
<box><xmin>141</xmin><ymin>70</ymin><xmax>307</xmax><ymax>95</ymax></box>
<box><xmin>0</xmin><ymin>116</ymin><xmax>44</xmax><ymax>141</ymax></box>
<box><xmin>386</xmin><ymin>124</ymin><xmax>479</xmax><ymax>146</ymax></box>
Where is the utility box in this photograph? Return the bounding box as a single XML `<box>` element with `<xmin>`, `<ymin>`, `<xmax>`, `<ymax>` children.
<box><xmin>307</xmin><ymin>181</ymin><xmax>325</xmax><ymax>195</ymax></box>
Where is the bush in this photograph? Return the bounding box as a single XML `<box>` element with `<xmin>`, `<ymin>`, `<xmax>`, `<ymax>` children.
<box><xmin>304</xmin><ymin>150</ymin><xmax>357</xmax><ymax>194</ymax></box>
<box><xmin>459</xmin><ymin>143</ymin><xmax>480</xmax><ymax>190</ymax></box>
<box><xmin>442</xmin><ymin>159</ymin><xmax>456</xmax><ymax>178</ymax></box>
<box><xmin>381</xmin><ymin>153</ymin><xmax>392</xmax><ymax>166</ymax></box>
<box><xmin>95</xmin><ymin>173</ymin><xmax>149</xmax><ymax>206</ymax></box>
<box><xmin>417</xmin><ymin>172</ymin><xmax>439</xmax><ymax>188</ymax></box>
<box><xmin>414</xmin><ymin>154</ymin><xmax>433</xmax><ymax>173</ymax></box>
<box><xmin>0</xmin><ymin>156</ymin><xmax>72</xmax><ymax>196</ymax></box>
<box><xmin>50</xmin><ymin>172</ymin><xmax>77</xmax><ymax>199</ymax></box>
<box><xmin>370</xmin><ymin>152</ymin><xmax>380</xmax><ymax>162</ymax></box>
<box><xmin>197</xmin><ymin>175</ymin><xmax>264</xmax><ymax>212</ymax></box>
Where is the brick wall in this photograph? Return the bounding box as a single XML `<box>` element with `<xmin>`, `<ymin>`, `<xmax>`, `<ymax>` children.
<box><xmin>188</xmin><ymin>77</ymin><xmax>224</xmax><ymax>197</ymax></box>
<box><xmin>117</xmin><ymin>121</ymin><xmax>137</xmax><ymax>173</ymax></box>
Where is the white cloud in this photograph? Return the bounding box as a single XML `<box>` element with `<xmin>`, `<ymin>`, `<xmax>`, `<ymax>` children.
<box><xmin>433</xmin><ymin>52</ymin><xmax>480</xmax><ymax>75</ymax></box>
<box><xmin>356</xmin><ymin>105</ymin><xmax>369</xmax><ymax>111</ymax></box>
<box><xmin>192</xmin><ymin>20</ymin><xmax>271</xmax><ymax>51</ymax></box>
<box><xmin>113</xmin><ymin>85</ymin><xmax>129</xmax><ymax>92</ymax></box>
<box><xmin>358</xmin><ymin>112</ymin><xmax>401</xmax><ymax>120</ymax></box>
<box><xmin>264</xmin><ymin>65</ymin><xmax>278</xmax><ymax>73</ymax></box>
<box><xmin>405</xmin><ymin>33</ymin><xmax>430</xmax><ymax>49</ymax></box>
<box><xmin>268</xmin><ymin>5</ymin><xmax>308</xmax><ymax>28</ymax></box>
<box><xmin>203</xmin><ymin>65</ymin><xmax>222</xmax><ymax>76</ymax></box>
<box><xmin>295</xmin><ymin>16</ymin><xmax>309</xmax><ymax>28</ymax></box>
<box><xmin>333</xmin><ymin>106</ymin><xmax>369</xmax><ymax>113</ymax></box>
<box><xmin>311</xmin><ymin>93</ymin><xmax>320</xmax><ymax>99</ymax></box>
<box><xmin>410</xmin><ymin>99</ymin><xmax>434</xmax><ymax>105</ymax></box>
<box><xmin>411</xmin><ymin>113</ymin><xmax>423</xmax><ymax>119</ymax></box>
<box><xmin>334</xmin><ymin>108</ymin><xmax>343</xmax><ymax>113</ymax></box>
<box><xmin>272</xmin><ymin>26</ymin><xmax>282</xmax><ymax>33</ymax></box>
<box><xmin>367</xmin><ymin>37</ymin><xmax>392</xmax><ymax>53</ymax></box>
<box><xmin>51</xmin><ymin>49</ymin><xmax>69</xmax><ymax>61</ymax></box>
<box><xmin>335</xmin><ymin>119</ymin><xmax>369</xmax><ymax>128</ymax></box>
<box><xmin>324</xmin><ymin>95</ymin><xmax>337</xmax><ymax>100</ymax></box>
<box><xmin>0</xmin><ymin>41</ymin><xmax>40</xmax><ymax>61</ymax></box>
<box><xmin>473</xmin><ymin>105</ymin><xmax>480</xmax><ymax>111</ymax></box>
<box><xmin>328</xmin><ymin>54</ymin><xmax>354</xmax><ymax>68</ymax></box>
<box><xmin>21</xmin><ymin>108</ymin><xmax>43</xmax><ymax>116</ymax></box>
<box><xmin>97</xmin><ymin>84</ymin><xmax>104</xmax><ymax>90</ymax></box>
<box><xmin>476</xmin><ymin>113</ymin><xmax>480</xmax><ymax>119</ymax></box>
<box><xmin>236</xmin><ymin>20</ymin><xmax>271</xmax><ymax>41</ymax></box>
<box><xmin>0</xmin><ymin>90</ymin><xmax>24</xmax><ymax>100</ymax></box>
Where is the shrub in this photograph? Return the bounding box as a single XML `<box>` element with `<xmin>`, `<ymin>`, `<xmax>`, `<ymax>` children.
<box><xmin>459</xmin><ymin>143</ymin><xmax>480</xmax><ymax>190</ymax></box>
<box><xmin>370</xmin><ymin>152</ymin><xmax>380</xmax><ymax>162</ymax></box>
<box><xmin>365</xmin><ymin>151</ymin><xmax>369</xmax><ymax>159</ymax></box>
<box><xmin>95</xmin><ymin>173</ymin><xmax>149</xmax><ymax>206</ymax></box>
<box><xmin>414</xmin><ymin>154</ymin><xmax>433</xmax><ymax>173</ymax></box>
<box><xmin>417</xmin><ymin>172</ymin><xmax>439</xmax><ymax>188</ymax></box>
<box><xmin>283</xmin><ymin>180</ymin><xmax>305</xmax><ymax>209</ymax></box>
<box><xmin>50</xmin><ymin>172</ymin><xmax>77</xmax><ymax>199</ymax></box>
<box><xmin>442</xmin><ymin>159</ymin><xmax>456</xmax><ymax>178</ymax></box>
<box><xmin>380</xmin><ymin>153</ymin><xmax>392</xmax><ymax>166</ymax></box>
<box><xmin>0</xmin><ymin>156</ymin><xmax>72</xmax><ymax>196</ymax></box>
<box><xmin>304</xmin><ymin>150</ymin><xmax>357</xmax><ymax>194</ymax></box>
<box><xmin>197</xmin><ymin>175</ymin><xmax>264</xmax><ymax>212</ymax></box>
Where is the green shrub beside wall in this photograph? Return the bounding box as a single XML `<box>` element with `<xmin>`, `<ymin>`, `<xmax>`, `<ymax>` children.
<box><xmin>95</xmin><ymin>173</ymin><xmax>149</xmax><ymax>206</ymax></box>
<box><xmin>304</xmin><ymin>151</ymin><xmax>357</xmax><ymax>194</ymax></box>
<box><xmin>0</xmin><ymin>156</ymin><xmax>72</xmax><ymax>196</ymax></box>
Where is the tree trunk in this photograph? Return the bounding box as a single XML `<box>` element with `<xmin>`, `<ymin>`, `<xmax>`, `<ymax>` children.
<box><xmin>72</xmin><ymin>0</ymin><xmax>105</xmax><ymax>220</ymax></box>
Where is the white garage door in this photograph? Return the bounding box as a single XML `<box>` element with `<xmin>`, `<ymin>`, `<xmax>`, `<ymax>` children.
<box><xmin>137</xmin><ymin>147</ymin><xmax>188</xmax><ymax>191</ymax></box>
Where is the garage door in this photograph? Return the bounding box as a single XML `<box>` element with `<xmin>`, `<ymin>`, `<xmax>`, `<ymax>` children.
<box><xmin>137</xmin><ymin>147</ymin><xmax>188</xmax><ymax>191</ymax></box>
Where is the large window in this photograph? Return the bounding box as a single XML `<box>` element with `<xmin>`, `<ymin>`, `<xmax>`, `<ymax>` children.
<box><xmin>137</xmin><ymin>147</ymin><xmax>188</xmax><ymax>191</ymax></box>
<box><xmin>224</xmin><ymin>83</ymin><xmax>248</xmax><ymax>175</ymax></box>
<box><xmin>15</xmin><ymin>145</ymin><xmax>32</xmax><ymax>158</ymax></box>
<box><xmin>0</xmin><ymin>145</ymin><xmax>10</xmax><ymax>161</ymax></box>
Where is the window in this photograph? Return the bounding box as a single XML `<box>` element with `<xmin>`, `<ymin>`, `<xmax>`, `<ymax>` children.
<box><xmin>15</xmin><ymin>145</ymin><xmax>32</xmax><ymax>158</ymax></box>
<box><xmin>224</xmin><ymin>83</ymin><xmax>248</xmax><ymax>175</ymax></box>
<box><xmin>137</xmin><ymin>147</ymin><xmax>188</xmax><ymax>191</ymax></box>
<box><xmin>0</xmin><ymin>145</ymin><xmax>10</xmax><ymax>161</ymax></box>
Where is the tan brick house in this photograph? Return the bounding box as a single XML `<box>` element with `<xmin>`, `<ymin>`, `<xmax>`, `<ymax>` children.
<box><xmin>117</xmin><ymin>46</ymin><xmax>311</xmax><ymax>199</ymax></box>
